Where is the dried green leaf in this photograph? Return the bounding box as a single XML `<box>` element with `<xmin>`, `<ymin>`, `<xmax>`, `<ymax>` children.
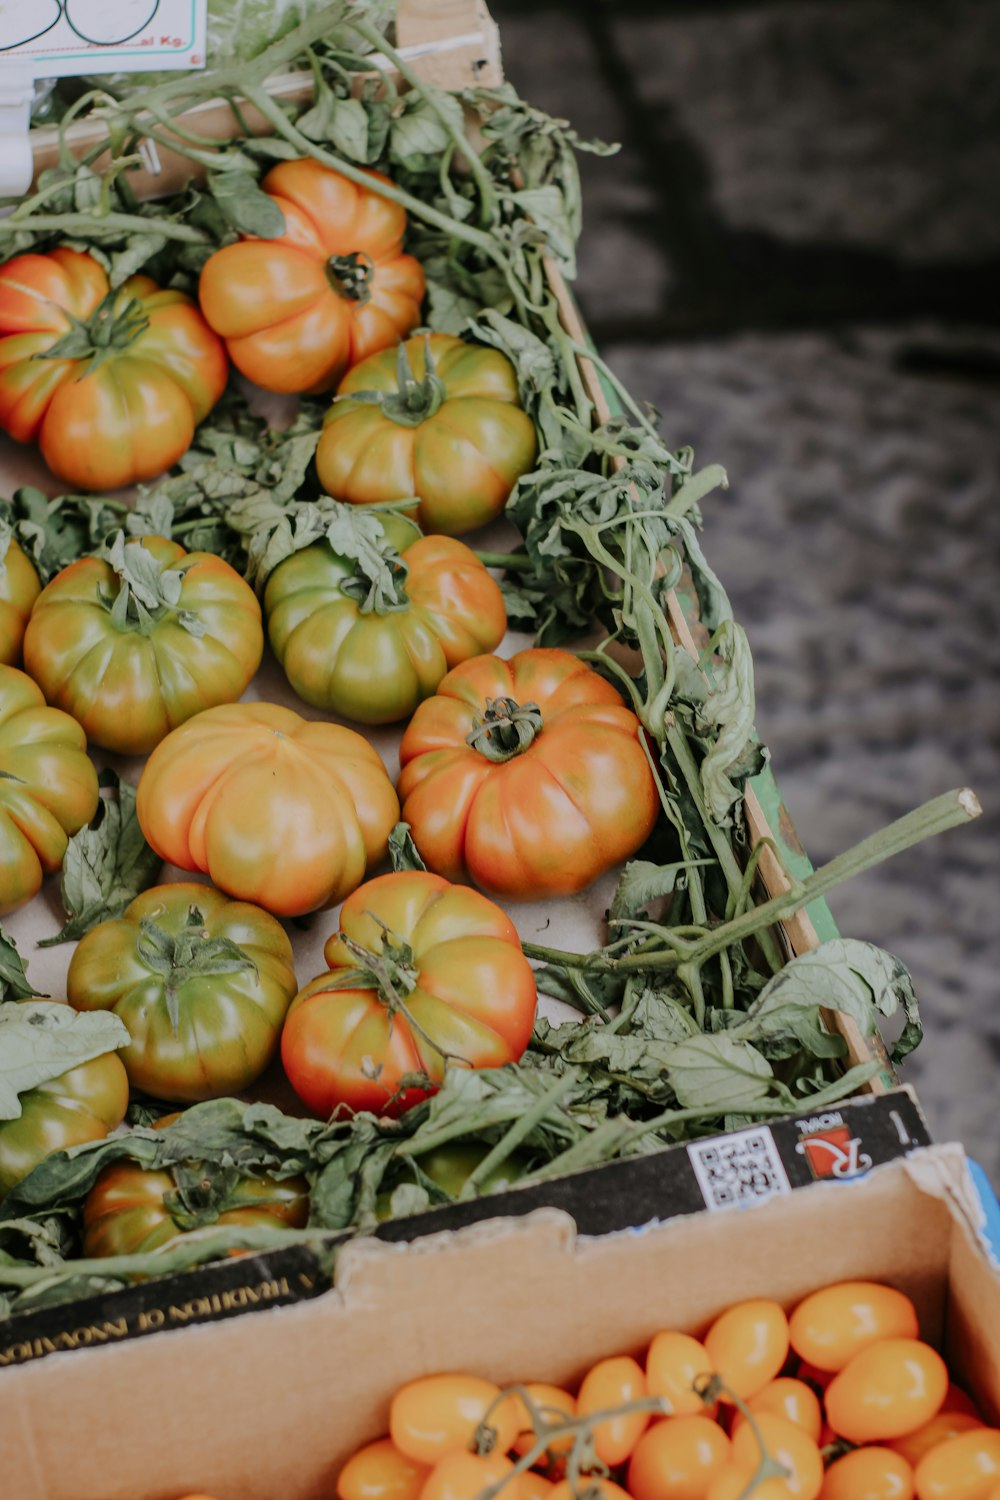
<box><xmin>0</xmin><ymin>1004</ymin><xmax>129</xmax><ymax>1121</ymax></box>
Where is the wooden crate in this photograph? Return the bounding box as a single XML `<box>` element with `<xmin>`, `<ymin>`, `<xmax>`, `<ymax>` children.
<box><xmin>22</xmin><ymin>0</ymin><xmax>890</xmax><ymax>1089</ymax></box>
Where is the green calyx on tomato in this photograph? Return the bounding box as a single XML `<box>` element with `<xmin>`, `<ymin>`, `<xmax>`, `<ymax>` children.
<box><xmin>340</xmin><ymin>335</ymin><xmax>448</xmax><ymax>429</ymax></box>
<box><xmin>98</xmin><ymin>531</ymin><xmax>210</xmax><ymax>639</ymax></box>
<box><xmin>326</xmin><ymin>251</ymin><xmax>376</xmax><ymax>305</ymax></box>
<box><xmin>466</xmin><ymin>695</ymin><xmax>544</xmax><ymax>762</ymax></box>
<box><xmin>37</xmin><ymin>287</ymin><xmax>150</xmax><ymax>371</ymax></box>
<box><xmin>133</xmin><ymin>906</ymin><xmax>258</xmax><ymax>1036</ymax></box>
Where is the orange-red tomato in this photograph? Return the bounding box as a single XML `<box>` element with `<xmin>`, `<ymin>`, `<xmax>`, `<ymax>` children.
<box><xmin>703</xmin><ymin>1301</ymin><xmax>790</xmax><ymax>1402</ymax></box>
<box><xmin>0</xmin><ymin>248</ymin><xmax>227</xmax><ymax>489</ymax></box>
<box><xmin>337</xmin><ymin>1439</ymin><xmax>429</xmax><ymax>1500</ymax></box>
<box><xmin>819</xmin><ymin>1447</ymin><xmax>914</xmax><ymax>1500</ymax></box>
<box><xmin>281</xmin><ymin>871</ymin><xmax>537</xmax><ymax>1117</ymax></box>
<box><xmin>317</xmin><ymin>333</ymin><xmax>538</xmax><ymax>536</ymax></box>
<box><xmin>198</xmin><ymin>160</ymin><xmax>423</xmax><ymax>394</ymax></box>
<box><xmin>730</xmin><ymin>1381</ymin><xmax>822</xmax><ymax>1445</ymax></box>
<box><xmin>825</xmin><ymin>1340</ymin><xmax>948</xmax><ymax>1444</ymax></box>
<box><xmin>510</xmin><ymin>1383</ymin><xmax>577</xmax><ymax>1460</ymax></box>
<box><xmin>730</xmin><ymin>1415</ymin><xmax>823</xmax><ymax>1500</ymax></box>
<box><xmin>627</xmin><ymin>1415</ymin><xmax>731</xmax><ymax>1500</ymax></box>
<box><xmin>398</xmin><ymin>649</ymin><xmax>660</xmax><ymax>900</ymax></box>
<box><xmin>135</xmin><ymin>701</ymin><xmax>399</xmax><ymax>917</ymax></box>
<box><xmin>889</xmin><ymin>1412</ymin><xmax>985</xmax><ymax>1467</ymax></box>
<box><xmin>390</xmin><ymin>1375</ymin><xmax>520</xmax><ymax>1466</ymax></box>
<box><xmin>0</xmin><ymin>532</ymin><xmax>40</xmax><ymax>666</ymax></box>
<box><xmin>577</xmin><ymin>1356</ymin><xmax>651</xmax><ymax>1467</ymax></box>
<box><xmin>646</xmin><ymin>1332</ymin><xmax>715</xmax><ymax>1418</ymax></box>
<box><xmin>420</xmin><ymin>1451</ymin><xmax>521</xmax><ymax>1500</ymax></box>
<box><xmin>913</xmin><ymin>1428</ymin><xmax>1000</xmax><ymax>1499</ymax></box>
<box><xmin>789</xmin><ymin>1282</ymin><xmax>919</xmax><ymax>1372</ymax></box>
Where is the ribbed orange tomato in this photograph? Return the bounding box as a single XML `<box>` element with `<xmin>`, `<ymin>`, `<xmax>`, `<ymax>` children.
<box><xmin>397</xmin><ymin>649</ymin><xmax>660</xmax><ymax>899</ymax></box>
<box><xmin>0</xmin><ymin>248</ymin><xmax>227</xmax><ymax>489</ymax></box>
<box><xmin>282</xmin><ymin>871</ymin><xmax>537</xmax><ymax>1117</ymax></box>
<box><xmin>198</xmin><ymin>160</ymin><xmax>424</xmax><ymax>394</ymax></box>
<box><xmin>0</xmin><ymin>530</ymin><xmax>40</xmax><ymax>665</ymax></box>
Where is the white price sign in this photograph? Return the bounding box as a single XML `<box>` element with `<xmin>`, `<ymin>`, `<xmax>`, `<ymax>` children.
<box><xmin>0</xmin><ymin>0</ymin><xmax>207</xmax><ymax>78</ymax></box>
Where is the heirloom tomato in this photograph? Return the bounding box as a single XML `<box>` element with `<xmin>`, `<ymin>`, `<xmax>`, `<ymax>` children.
<box><xmin>0</xmin><ymin>664</ymin><xmax>99</xmax><ymax>915</ymax></box>
<box><xmin>317</xmin><ymin>334</ymin><xmax>538</xmax><ymax>535</ymax></box>
<box><xmin>264</xmin><ymin>511</ymin><xmax>506</xmax><ymax>724</ymax></box>
<box><xmin>0</xmin><ymin>1046</ymin><xmax>128</xmax><ymax>1201</ymax></box>
<box><xmin>82</xmin><ymin>1157</ymin><xmax>309</xmax><ymax>1257</ymax></box>
<box><xmin>135</xmin><ymin>701</ymin><xmax>399</xmax><ymax>917</ymax></box>
<box><xmin>0</xmin><ymin>248</ymin><xmax>227</xmax><ymax>490</ymax></box>
<box><xmin>0</xmin><ymin>529</ymin><xmax>40</xmax><ymax>665</ymax></box>
<box><xmin>390</xmin><ymin>1373</ymin><xmax>521</xmax><ymax>1464</ymax></box>
<box><xmin>198</xmin><ymin>159</ymin><xmax>424</xmax><ymax>394</ymax></box>
<box><xmin>66</xmin><ymin>882</ymin><xmax>298</xmax><ymax>1102</ymax></box>
<box><xmin>825</xmin><ymin>1339</ymin><xmax>948</xmax><ymax>1444</ymax></box>
<box><xmin>788</xmin><ymin>1281</ymin><xmax>919</xmax><ymax>1372</ymax></box>
<box><xmin>376</xmin><ymin>1142</ymin><xmax>531</xmax><ymax>1221</ymax></box>
<box><xmin>577</xmin><ymin>1356</ymin><xmax>650</xmax><ymax>1466</ymax></box>
<box><xmin>23</xmin><ymin>534</ymin><xmax>263</xmax><ymax>755</ymax></box>
<box><xmin>282</xmin><ymin>870</ymin><xmax>536</xmax><ymax>1117</ymax></box>
<box><xmin>397</xmin><ymin>649</ymin><xmax>660</xmax><ymax>899</ymax></box>
<box><xmin>338</xmin><ymin>1439</ymin><xmax>429</xmax><ymax>1500</ymax></box>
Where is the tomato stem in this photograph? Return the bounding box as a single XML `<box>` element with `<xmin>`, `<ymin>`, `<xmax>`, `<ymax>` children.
<box><xmin>326</xmin><ymin>251</ymin><xmax>376</xmax><ymax>305</ymax></box>
<box><xmin>466</xmin><ymin>696</ymin><xmax>543</xmax><ymax>761</ymax></box>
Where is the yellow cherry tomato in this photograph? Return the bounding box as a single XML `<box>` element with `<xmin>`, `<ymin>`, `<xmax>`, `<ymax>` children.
<box><xmin>338</xmin><ymin>1439</ymin><xmax>430</xmax><ymax>1500</ymax></box>
<box><xmin>730</xmin><ymin>1414</ymin><xmax>823</xmax><ymax>1500</ymax></box>
<box><xmin>889</xmin><ymin>1413</ymin><xmax>984</xmax><ymax>1467</ymax></box>
<box><xmin>577</xmin><ymin>1355</ymin><xmax>651</xmax><ymax>1467</ymax></box>
<box><xmin>730</xmin><ymin>1381</ymin><xmax>822</xmax><ymax>1445</ymax></box>
<box><xmin>521</xmin><ymin>1475</ymin><xmax>554</xmax><ymax>1500</ymax></box>
<box><xmin>390</xmin><ymin>1375</ymin><xmax>520</xmax><ymax>1465</ymax></box>
<box><xmin>706</xmin><ymin>1466</ymin><xmax>789</xmax><ymax>1499</ymax></box>
<box><xmin>789</xmin><ymin>1282</ymin><xmax>919</xmax><ymax>1372</ymax></box>
<box><xmin>914</xmin><ymin>1428</ymin><xmax>1000</xmax><ymax>1499</ymax></box>
<box><xmin>627</xmin><ymin>1415</ymin><xmax>731</xmax><ymax>1500</ymax></box>
<box><xmin>420</xmin><ymin>1451</ymin><xmax>520</xmax><ymax>1500</ymax></box>
<box><xmin>704</xmin><ymin>1301</ymin><xmax>790</xmax><ymax>1402</ymax></box>
<box><xmin>548</xmin><ymin>1482</ymin><xmax>630</xmax><ymax>1500</ymax></box>
<box><xmin>825</xmin><ymin>1340</ymin><xmax>948</xmax><ymax>1444</ymax></box>
<box><xmin>819</xmin><ymin>1446</ymin><xmax>914</xmax><ymax>1499</ymax></box>
<box><xmin>511</xmin><ymin>1383</ymin><xmax>577</xmax><ymax>1459</ymax></box>
<box><xmin>646</xmin><ymin>1333</ymin><xmax>716</xmax><ymax>1417</ymax></box>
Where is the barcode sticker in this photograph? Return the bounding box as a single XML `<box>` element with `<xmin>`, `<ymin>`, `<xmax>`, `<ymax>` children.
<box><xmin>687</xmin><ymin>1126</ymin><xmax>792</xmax><ymax>1212</ymax></box>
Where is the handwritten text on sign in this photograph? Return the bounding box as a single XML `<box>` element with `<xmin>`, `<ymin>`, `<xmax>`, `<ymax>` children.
<box><xmin>0</xmin><ymin>1</ymin><xmax>208</xmax><ymax>77</ymax></box>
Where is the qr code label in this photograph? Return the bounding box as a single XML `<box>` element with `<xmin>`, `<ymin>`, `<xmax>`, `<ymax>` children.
<box><xmin>687</xmin><ymin>1126</ymin><xmax>792</xmax><ymax>1211</ymax></box>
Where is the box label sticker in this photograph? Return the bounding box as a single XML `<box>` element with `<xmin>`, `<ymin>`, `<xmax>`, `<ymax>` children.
<box><xmin>0</xmin><ymin>1</ymin><xmax>207</xmax><ymax>79</ymax></box>
<box><xmin>794</xmin><ymin>1112</ymin><xmax>874</xmax><ymax>1181</ymax></box>
<box><xmin>687</xmin><ymin>1125</ymin><xmax>792</xmax><ymax>1212</ymax></box>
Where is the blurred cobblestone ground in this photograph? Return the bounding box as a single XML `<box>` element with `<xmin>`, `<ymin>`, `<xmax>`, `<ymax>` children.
<box><xmin>491</xmin><ymin>0</ymin><xmax>1000</xmax><ymax>1180</ymax></box>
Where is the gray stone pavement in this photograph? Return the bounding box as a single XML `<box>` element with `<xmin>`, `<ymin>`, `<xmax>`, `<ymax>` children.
<box><xmin>492</xmin><ymin>0</ymin><xmax>1000</xmax><ymax>1180</ymax></box>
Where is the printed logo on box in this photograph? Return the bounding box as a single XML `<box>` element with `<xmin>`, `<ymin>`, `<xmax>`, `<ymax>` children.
<box><xmin>794</xmin><ymin>1111</ymin><xmax>874</xmax><ymax>1181</ymax></box>
<box><xmin>0</xmin><ymin>0</ymin><xmax>207</xmax><ymax>78</ymax></box>
<box><xmin>687</xmin><ymin>1125</ymin><xmax>792</xmax><ymax>1213</ymax></box>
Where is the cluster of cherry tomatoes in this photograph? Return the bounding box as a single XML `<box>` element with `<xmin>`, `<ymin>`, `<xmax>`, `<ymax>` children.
<box><xmin>325</xmin><ymin>1282</ymin><xmax>1000</xmax><ymax>1500</ymax></box>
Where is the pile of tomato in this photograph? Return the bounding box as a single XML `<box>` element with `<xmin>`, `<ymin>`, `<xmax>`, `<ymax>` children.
<box><xmin>0</xmin><ymin>155</ymin><xmax>666</xmax><ymax>1240</ymax></box>
<box><xmin>320</xmin><ymin>1282</ymin><xmax>999</xmax><ymax>1500</ymax></box>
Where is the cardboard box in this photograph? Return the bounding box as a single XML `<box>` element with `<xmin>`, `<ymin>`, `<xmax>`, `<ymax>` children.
<box><xmin>0</xmin><ymin>1138</ymin><xmax>997</xmax><ymax>1500</ymax></box>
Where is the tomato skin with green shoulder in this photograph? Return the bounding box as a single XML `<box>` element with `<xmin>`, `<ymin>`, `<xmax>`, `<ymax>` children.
<box><xmin>281</xmin><ymin>870</ymin><xmax>537</xmax><ymax>1117</ymax></box>
<box><xmin>265</xmin><ymin>512</ymin><xmax>507</xmax><ymax>724</ymax></box>
<box><xmin>0</xmin><ymin>531</ymin><xmax>41</xmax><ymax>666</ymax></box>
<box><xmin>0</xmin><ymin>663</ymin><xmax>100</xmax><ymax>916</ymax></box>
<box><xmin>317</xmin><ymin>334</ymin><xmax>538</xmax><ymax>535</ymax></box>
<box><xmin>0</xmin><ymin>1048</ymin><xmax>129</xmax><ymax>1202</ymax></box>
<box><xmin>136</xmin><ymin>701</ymin><xmax>400</xmax><ymax>917</ymax></box>
<box><xmin>66</xmin><ymin>883</ymin><xmax>299</xmax><ymax>1104</ymax></box>
<box><xmin>397</xmin><ymin>648</ymin><xmax>660</xmax><ymax>900</ymax></box>
<box><xmin>375</xmin><ymin>1142</ymin><xmax>532</xmax><ymax>1221</ymax></box>
<box><xmin>82</xmin><ymin>1157</ymin><xmax>309</xmax><ymax>1258</ymax></box>
<box><xmin>23</xmin><ymin>534</ymin><xmax>264</xmax><ymax>756</ymax></box>
<box><xmin>0</xmin><ymin>248</ymin><xmax>228</xmax><ymax>490</ymax></box>
<box><xmin>198</xmin><ymin>159</ymin><xmax>424</xmax><ymax>395</ymax></box>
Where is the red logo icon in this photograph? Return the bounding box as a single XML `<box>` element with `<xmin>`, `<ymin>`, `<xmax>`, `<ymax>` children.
<box><xmin>796</xmin><ymin>1124</ymin><xmax>873</xmax><ymax>1180</ymax></box>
